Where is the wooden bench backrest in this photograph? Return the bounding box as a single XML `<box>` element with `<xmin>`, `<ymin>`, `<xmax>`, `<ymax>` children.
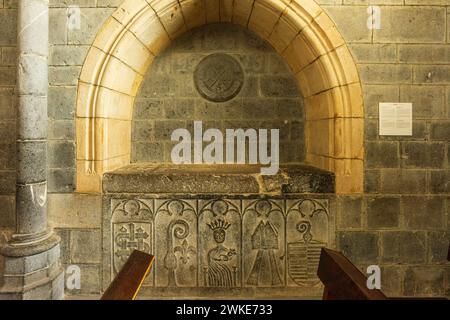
<box><xmin>317</xmin><ymin>248</ymin><xmax>387</xmax><ymax>300</ymax></box>
<box><xmin>101</xmin><ymin>250</ymin><xmax>155</xmax><ymax>300</ymax></box>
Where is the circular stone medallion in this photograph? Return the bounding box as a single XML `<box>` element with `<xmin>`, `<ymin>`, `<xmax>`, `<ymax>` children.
<box><xmin>194</xmin><ymin>53</ymin><xmax>244</xmax><ymax>102</ymax></box>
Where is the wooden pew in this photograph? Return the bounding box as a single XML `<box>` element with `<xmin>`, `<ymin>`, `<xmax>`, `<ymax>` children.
<box><xmin>101</xmin><ymin>250</ymin><xmax>155</xmax><ymax>300</ymax></box>
<box><xmin>317</xmin><ymin>248</ymin><xmax>387</xmax><ymax>300</ymax></box>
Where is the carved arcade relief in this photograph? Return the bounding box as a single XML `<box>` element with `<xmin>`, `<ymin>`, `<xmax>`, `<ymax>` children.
<box><xmin>110</xmin><ymin>197</ymin><xmax>330</xmax><ymax>291</ymax></box>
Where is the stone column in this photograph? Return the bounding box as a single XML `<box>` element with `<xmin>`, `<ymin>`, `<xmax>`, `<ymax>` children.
<box><xmin>0</xmin><ymin>0</ymin><xmax>64</xmax><ymax>299</ymax></box>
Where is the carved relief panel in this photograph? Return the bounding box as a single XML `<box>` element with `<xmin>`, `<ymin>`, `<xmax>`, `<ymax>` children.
<box><xmin>109</xmin><ymin>196</ymin><xmax>332</xmax><ymax>296</ymax></box>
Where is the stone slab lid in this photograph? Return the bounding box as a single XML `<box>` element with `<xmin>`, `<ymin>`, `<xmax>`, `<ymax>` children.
<box><xmin>102</xmin><ymin>164</ymin><xmax>335</xmax><ymax>194</ymax></box>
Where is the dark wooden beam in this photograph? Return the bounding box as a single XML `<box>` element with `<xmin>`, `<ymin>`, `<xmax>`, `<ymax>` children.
<box><xmin>317</xmin><ymin>248</ymin><xmax>387</xmax><ymax>300</ymax></box>
<box><xmin>101</xmin><ymin>250</ymin><xmax>155</xmax><ymax>300</ymax></box>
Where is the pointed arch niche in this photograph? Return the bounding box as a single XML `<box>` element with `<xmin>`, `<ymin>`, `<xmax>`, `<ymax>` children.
<box><xmin>76</xmin><ymin>0</ymin><xmax>364</xmax><ymax>194</ymax></box>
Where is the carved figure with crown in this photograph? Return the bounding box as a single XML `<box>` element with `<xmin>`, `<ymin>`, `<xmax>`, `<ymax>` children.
<box><xmin>204</xmin><ymin>217</ymin><xmax>237</xmax><ymax>287</ymax></box>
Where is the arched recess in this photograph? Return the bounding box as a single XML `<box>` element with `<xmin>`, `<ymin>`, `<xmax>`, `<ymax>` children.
<box><xmin>76</xmin><ymin>0</ymin><xmax>364</xmax><ymax>194</ymax></box>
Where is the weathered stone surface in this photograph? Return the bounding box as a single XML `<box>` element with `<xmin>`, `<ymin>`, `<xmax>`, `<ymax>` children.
<box><xmin>70</xmin><ymin>229</ymin><xmax>101</xmax><ymax>264</ymax></box>
<box><xmin>16</xmin><ymin>95</ymin><xmax>47</xmax><ymax>139</ymax></box>
<box><xmin>402</xmin><ymin>142</ymin><xmax>445</xmax><ymax>169</ymax></box>
<box><xmin>349</xmin><ymin>44</ymin><xmax>396</xmax><ymax>63</ymax></box>
<box><xmin>133</xmin><ymin>99</ymin><xmax>164</xmax><ymax>119</ymax></box>
<box><xmin>267</xmin><ymin>54</ymin><xmax>290</xmax><ymax>74</ymax></box>
<box><xmin>48</xmin><ymin>168</ymin><xmax>75</xmax><ymax>192</ymax></box>
<box><xmin>414</xmin><ymin>65</ymin><xmax>450</xmax><ymax>84</ymax></box>
<box><xmin>49</xmin><ymin>8</ymin><xmax>67</xmax><ymax>45</ymax></box>
<box><xmin>48</xmin><ymin>193</ymin><xmax>101</xmax><ymax>229</ymax></box>
<box><xmin>49</xmin><ymin>66</ymin><xmax>81</xmax><ymax>85</ymax></box>
<box><xmin>365</xmin><ymin>141</ymin><xmax>399</xmax><ymax>168</ymax></box>
<box><xmin>360</xmin><ymin>64</ymin><xmax>412</xmax><ymax>84</ymax></box>
<box><xmin>48</xmin><ymin>120</ymin><xmax>74</xmax><ymax>140</ymax></box>
<box><xmin>50</xmin><ymin>0</ymin><xmax>96</xmax><ymax>7</ymax></box>
<box><xmin>0</xmin><ymin>143</ymin><xmax>15</xmax><ymax>171</ymax></box>
<box><xmin>50</xmin><ymin>45</ymin><xmax>89</xmax><ymax>66</ymax></box>
<box><xmin>399</xmin><ymin>45</ymin><xmax>450</xmax><ymax>64</ymax></box>
<box><xmin>103</xmin><ymin>164</ymin><xmax>334</xmax><ymax>194</ymax></box>
<box><xmin>0</xmin><ymin>121</ymin><xmax>15</xmax><ymax>143</ymax></box>
<box><xmin>364</xmin><ymin>169</ymin><xmax>380</xmax><ymax>193</ymax></box>
<box><xmin>164</xmin><ymin>99</ymin><xmax>196</xmax><ymax>119</ymax></box>
<box><xmin>380</xmin><ymin>169</ymin><xmax>427</xmax><ymax>194</ymax></box>
<box><xmin>374</xmin><ymin>7</ymin><xmax>446</xmax><ymax>43</ymax></box>
<box><xmin>404</xmin><ymin>266</ymin><xmax>446</xmax><ymax>297</ymax></box>
<box><xmin>427</xmin><ymin>231</ymin><xmax>450</xmax><ymax>263</ymax></box>
<box><xmin>2</xmin><ymin>46</ymin><xmax>16</xmax><ymax>65</ymax></box>
<box><xmin>400</xmin><ymin>85</ymin><xmax>445</xmax><ymax>119</ymax></box>
<box><xmin>260</xmin><ymin>76</ymin><xmax>299</xmax><ymax>97</ymax></box>
<box><xmin>16</xmin><ymin>141</ymin><xmax>47</xmax><ymax>184</ymax></box>
<box><xmin>132</xmin><ymin>120</ymin><xmax>154</xmax><ymax>141</ymax></box>
<box><xmin>154</xmin><ymin>120</ymin><xmax>189</xmax><ymax>141</ymax></box>
<box><xmin>67</xmin><ymin>8</ymin><xmax>114</xmax><ymax>45</ymax></box>
<box><xmin>0</xmin><ymin>9</ymin><xmax>17</xmax><ymax>45</ymax></box>
<box><xmin>381</xmin><ymin>231</ymin><xmax>427</xmax><ymax>264</ymax></box>
<box><xmin>367</xmin><ymin>197</ymin><xmax>400</xmax><ymax>229</ymax></box>
<box><xmin>430</xmin><ymin>170</ymin><xmax>450</xmax><ymax>194</ymax></box>
<box><xmin>51</xmin><ymin>271</ymin><xmax>65</xmax><ymax>300</ymax></box>
<box><xmin>103</xmin><ymin>195</ymin><xmax>332</xmax><ymax>297</ymax></box>
<box><xmin>54</xmin><ymin>228</ymin><xmax>70</xmax><ymax>264</ymax></box>
<box><xmin>0</xmin><ymin>66</ymin><xmax>16</xmax><ymax>85</ymax></box>
<box><xmin>0</xmin><ymin>194</ymin><xmax>14</xmax><ymax>228</ymax></box>
<box><xmin>280</xmin><ymin>166</ymin><xmax>335</xmax><ymax>194</ymax></box>
<box><xmin>4</xmin><ymin>250</ymin><xmax>48</xmax><ymax>275</ymax></box>
<box><xmin>0</xmin><ymin>87</ymin><xmax>15</xmax><ymax>120</ymax></box>
<box><xmin>323</xmin><ymin>6</ymin><xmax>371</xmax><ymax>42</ymax></box>
<box><xmin>430</xmin><ymin>121</ymin><xmax>450</xmax><ymax>140</ymax></box>
<box><xmin>15</xmin><ymin>182</ymin><xmax>47</xmax><ymax>234</ymax></box>
<box><xmin>363</xmin><ymin>85</ymin><xmax>399</xmax><ymax>118</ymax></box>
<box><xmin>48</xmin><ymin>86</ymin><xmax>76</xmax><ymax>120</ymax></box>
<box><xmin>381</xmin><ymin>266</ymin><xmax>403</xmax><ymax>297</ymax></box>
<box><xmin>337</xmin><ymin>231</ymin><xmax>379</xmax><ymax>264</ymax></box>
<box><xmin>337</xmin><ymin>196</ymin><xmax>362</xmax><ymax>229</ymax></box>
<box><xmin>132</xmin><ymin>23</ymin><xmax>305</xmax><ymax>166</ymax></box>
<box><xmin>132</xmin><ymin>142</ymin><xmax>165</xmax><ymax>163</ymax></box>
<box><xmin>364</xmin><ymin>119</ymin><xmax>377</xmax><ymax>140</ymax></box>
<box><xmin>48</xmin><ymin>141</ymin><xmax>75</xmax><ymax>168</ymax></box>
<box><xmin>0</xmin><ymin>170</ymin><xmax>15</xmax><ymax>193</ymax></box>
<box><xmin>17</xmin><ymin>0</ymin><xmax>48</xmax><ymax>56</ymax></box>
<box><xmin>402</xmin><ymin>197</ymin><xmax>445</xmax><ymax>230</ymax></box>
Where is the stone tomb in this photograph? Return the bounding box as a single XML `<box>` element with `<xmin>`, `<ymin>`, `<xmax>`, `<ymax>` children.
<box><xmin>102</xmin><ymin>164</ymin><xmax>335</xmax><ymax>298</ymax></box>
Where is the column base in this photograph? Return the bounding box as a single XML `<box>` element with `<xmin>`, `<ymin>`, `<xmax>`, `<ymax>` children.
<box><xmin>0</xmin><ymin>233</ymin><xmax>65</xmax><ymax>300</ymax></box>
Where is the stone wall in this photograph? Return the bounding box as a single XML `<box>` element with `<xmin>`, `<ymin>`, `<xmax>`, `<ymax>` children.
<box><xmin>0</xmin><ymin>0</ymin><xmax>448</xmax><ymax>298</ymax></box>
<box><xmin>0</xmin><ymin>1</ymin><xmax>16</xmax><ymax>230</ymax></box>
<box><xmin>132</xmin><ymin>23</ymin><xmax>305</xmax><ymax>164</ymax></box>
<box><xmin>324</xmin><ymin>3</ymin><xmax>450</xmax><ymax>297</ymax></box>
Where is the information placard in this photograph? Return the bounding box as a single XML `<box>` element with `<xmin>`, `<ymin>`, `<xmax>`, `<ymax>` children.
<box><xmin>379</xmin><ymin>102</ymin><xmax>412</xmax><ymax>136</ymax></box>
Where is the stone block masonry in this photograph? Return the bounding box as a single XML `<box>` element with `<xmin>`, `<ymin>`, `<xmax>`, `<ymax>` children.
<box><xmin>132</xmin><ymin>24</ymin><xmax>305</xmax><ymax>166</ymax></box>
<box><xmin>0</xmin><ymin>0</ymin><xmax>64</xmax><ymax>300</ymax></box>
<box><xmin>0</xmin><ymin>0</ymin><xmax>448</xmax><ymax>299</ymax></box>
<box><xmin>324</xmin><ymin>3</ymin><xmax>450</xmax><ymax>297</ymax></box>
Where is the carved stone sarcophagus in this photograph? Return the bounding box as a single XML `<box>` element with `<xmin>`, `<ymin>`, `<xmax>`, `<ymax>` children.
<box><xmin>102</xmin><ymin>164</ymin><xmax>335</xmax><ymax>298</ymax></box>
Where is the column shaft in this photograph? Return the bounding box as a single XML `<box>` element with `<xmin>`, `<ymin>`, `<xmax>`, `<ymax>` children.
<box><xmin>12</xmin><ymin>0</ymin><xmax>50</xmax><ymax>244</ymax></box>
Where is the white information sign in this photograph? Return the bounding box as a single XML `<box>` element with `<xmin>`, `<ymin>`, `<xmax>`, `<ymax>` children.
<box><xmin>379</xmin><ymin>103</ymin><xmax>412</xmax><ymax>136</ymax></box>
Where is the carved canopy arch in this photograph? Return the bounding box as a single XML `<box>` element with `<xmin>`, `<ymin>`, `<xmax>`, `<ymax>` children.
<box><xmin>76</xmin><ymin>0</ymin><xmax>364</xmax><ymax>193</ymax></box>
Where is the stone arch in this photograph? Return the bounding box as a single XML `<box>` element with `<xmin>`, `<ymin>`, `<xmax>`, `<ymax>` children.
<box><xmin>76</xmin><ymin>0</ymin><xmax>364</xmax><ymax>194</ymax></box>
